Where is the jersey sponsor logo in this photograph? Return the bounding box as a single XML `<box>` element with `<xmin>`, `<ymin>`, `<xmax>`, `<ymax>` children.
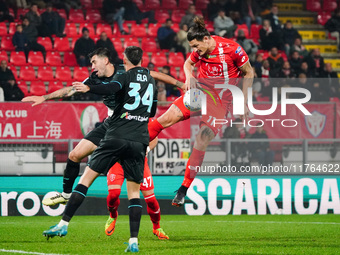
<box><xmin>305</xmin><ymin>111</ymin><xmax>326</xmax><ymax>137</ymax></box>
<box><xmin>235</xmin><ymin>46</ymin><xmax>242</xmax><ymax>54</ymax></box>
<box><xmin>120</xmin><ymin>112</ymin><xmax>149</xmax><ymax>122</ymax></box>
<box><xmin>206</xmin><ymin>54</ymin><xmax>217</xmax><ymax>59</ymax></box>
<box><xmin>241</xmin><ymin>56</ymin><xmax>246</xmax><ymax>62</ymax></box>
<box><xmin>239</xmin><ymin>51</ymin><xmax>244</xmax><ymax>56</ymax></box>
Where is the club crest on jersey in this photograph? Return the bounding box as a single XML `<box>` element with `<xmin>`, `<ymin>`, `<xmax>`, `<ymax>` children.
<box><xmin>235</xmin><ymin>46</ymin><xmax>241</xmax><ymax>54</ymax></box>
<box><xmin>205</xmin><ymin>64</ymin><xmax>223</xmax><ymax>77</ymax></box>
<box><xmin>305</xmin><ymin>111</ymin><xmax>326</xmax><ymax>137</ymax></box>
<box><xmin>109</xmin><ymin>174</ymin><xmax>116</xmax><ymax>182</ymax></box>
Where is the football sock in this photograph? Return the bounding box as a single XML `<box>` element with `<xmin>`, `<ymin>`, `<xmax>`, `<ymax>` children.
<box><xmin>128</xmin><ymin>198</ymin><xmax>142</xmax><ymax>238</ymax></box>
<box><xmin>107</xmin><ymin>189</ymin><xmax>121</xmax><ymax>218</ymax></box>
<box><xmin>148</xmin><ymin>119</ymin><xmax>164</xmax><ymax>141</ymax></box>
<box><xmin>62</xmin><ymin>184</ymin><xmax>88</xmax><ymax>222</ymax></box>
<box><xmin>129</xmin><ymin>237</ymin><xmax>138</xmax><ymax>245</ymax></box>
<box><xmin>145</xmin><ymin>194</ymin><xmax>161</xmax><ymax>230</ymax></box>
<box><xmin>63</xmin><ymin>158</ymin><xmax>80</xmax><ymax>194</ymax></box>
<box><xmin>57</xmin><ymin>219</ymin><xmax>69</xmax><ymax>228</ymax></box>
<box><xmin>182</xmin><ymin>148</ymin><xmax>206</xmax><ymax>189</ymax></box>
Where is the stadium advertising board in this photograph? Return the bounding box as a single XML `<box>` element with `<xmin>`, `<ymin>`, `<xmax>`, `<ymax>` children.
<box><xmin>0</xmin><ymin>176</ymin><xmax>338</xmax><ymax>216</ymax></box>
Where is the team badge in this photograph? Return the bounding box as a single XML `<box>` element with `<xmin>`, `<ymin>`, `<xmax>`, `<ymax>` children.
<box><xmin>305</xmin><ymin>111</ymin><xmax>326</xmax><ymax>137</ymax></box>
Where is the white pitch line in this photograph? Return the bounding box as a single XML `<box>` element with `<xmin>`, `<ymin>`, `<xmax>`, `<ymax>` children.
<box><xmin>0</xmin><ymin>249</ymin><xmax>68</xmax><ymax>255</ymax></box>
<box><xmin>166</xmin><ymin>220</ymin><xmax>340</xmax><ymax>225</ymax></box>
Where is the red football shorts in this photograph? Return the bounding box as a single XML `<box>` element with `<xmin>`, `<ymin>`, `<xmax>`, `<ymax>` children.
<box><xmin>107</xmin><ymin>157</ymin><xmax>154</xmax><ymax>191</ymax></box>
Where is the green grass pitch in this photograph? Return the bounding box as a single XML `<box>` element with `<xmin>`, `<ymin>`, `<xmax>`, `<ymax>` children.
<box><xmin>0</xmin><ymin>214</ymin><xmax>339</xmax><ymax>254</ymax></box>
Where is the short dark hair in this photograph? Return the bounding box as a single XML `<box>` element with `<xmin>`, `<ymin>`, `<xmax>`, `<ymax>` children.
<box><xmin>88</xmin><ymin>47</ymin><xmax>111</xmax><ymax>61</ymax></box>
<box><xmin>187</xmin><ymin>17</ymin><xmax>210</xmax><ymax>42</ymax></box>
<box><xmin>124</xmin><ymin>46</ymin><xmax>143</xmax><ymax>66</ymax></box>
<box><xmin>166</xmin><ymin>18</ymin><xmax>172</xmax><ymax>23</ymax></box>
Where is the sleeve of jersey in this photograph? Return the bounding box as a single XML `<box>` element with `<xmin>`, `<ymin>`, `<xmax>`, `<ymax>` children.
<box><xmin>189</xmin><ymin>51</ymin><xmax>199</xmax><ymax>63</ymax></box>
<box><xmin>232</xmin><ymin>45</ymin><xmax>249</xmax><ymax>68</ymax></box>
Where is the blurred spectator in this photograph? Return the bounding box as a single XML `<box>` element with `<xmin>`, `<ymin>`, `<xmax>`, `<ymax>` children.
<box><xmin>102</xmin><ymin>0</ymin><xmax>128</xmax><ymax>35</ymax></box>
<box><xmin>41</xmin><ymin>3</ymin><xmax>66</xmax><ymax>37</ymax></box>
<box><xmin>264</xmin><ymin>5</ymin><xmax>281</xmax><ymax>32</ymax></box>
<box><xmin>305</xmin><ymin>48</ymin><xmax>324</xmax><ymax>77</ymax></box>
<box><xmin>225</xmin><ymin>0</ymin><xmax>242</xmax><ymax>24</ymax></box>
<box><xmin>325</xmin><ymin>9</ymin><xmax>340</xmax><ymax>52</ymax></box>
<box><xmin>253</xmin><ymin>54</ymin><xmax>263</xmax><ymax>70</ymax></box>
<box><xmin>289</xmin><ymin>50</ymin><xmax>302</xmax><ymax>77</ymax></box>
<box><xmin>15</xmin><ymin>0</ymin><xmax>28</xmax><ymax>8</ymax></box>
<box><xmin>222</xmin><ymin>118</ymin><xmax>249</xmax><ymax>167</ymax></box>
<box><xmin>259</xmin><ymin>19</ymin><xmax>276</xmax><ymax>50</ymax></box>
<box><xmin>207</xmin><ymin>0</ymin><xmax>224</xmax><ymax>21</ymax></box>
<box><xmin>95</xmin><ymin>32</ymin><xmax>122</xmax><ymax>64</ymax></box>
<box><xmin>157</xmin><ymin>19</ymin><xmax>186</xmax><ymax>56</ymax></box>
<box><xmin>290</xmin><ymin>38</ymin><xmax>308</xmax><ymax>58</ymax></box>
<box><xmin>0</xmin><ymin>0</ymin><xmax>14</xmax><ymax>22</ymax></box>
<box><xmin>242</xmin><ymin>0</ymin><xmax>262</xmax><ymax>32</ymax></box>
<box><xmin>156</xmin><ymin>82</ymin><xmax>166</xmax><ymax>101</ymax></box>
<box><xmin>25</xmin><ymin>4</ymin><xmax>42</xmax><ymax>35</ymax></box>
<box><xmin>22</xmin><ymin>18</ymin><xmax>46</xmax><ymax>58</ymax></box>
<box><xmin>0</xmin><ymin>60</ymin><xmax>15</xmax><ymax>86</ymax></box>
<box><xmin>279</xmin><ymin>61</ymin><xmax>294</xmax><ymax>81</ymax></box>
<box><xmin>123</xmin><ymin>0</ymin><xmax>156</xmax><ymax>24</ymax></box>
<box><xmin>180</xmin><ymin>4</ymin><xmax>197</xmax><ymax>28</ymax></box>
<box><xmin>147</xmin><ymin>62</ymin><xmax>155</xmax><ymax>71</ymax></box>
<box><xmin>214</xmin><ymin>9</ymin><xmax>237</xmax><ymax>38</ymax></box>
<box><xmin>1</xmin><ymin>79</ymin><xmax>24</xmax><ymax>101</ymax></box>
<box><xmin>162</xmin><ymin>66</ymin><xmax>181</xmax><ymax>97</ymax></box>
<box><xmin>282</xmin><ymin>21</ymin><xmax>301</xmax><ymax>57</ymax></box>
<box><xmin>257</xmin><ymin>59</ymin><xmax>271</xmax><ymax>98</ymax></box>
<box><xmin>298</xmin><ymin>61</ymin><xmax>314</xmax><ymax>78</ymax></box>
<box><xmin>310</xmin><ymin>80</ymin><xmax>330</xmax><ymax>102</ymax></box>
<box><xmin>177</xmin><ymin>24</ymin><xmax>190</xmax><ymax>54</ymax></box>
<box><xmin>257</xmin><ymin>0</ymin><xmax>273</xmax><ymax>16</ymax></box>
<box><xmin>51</xmin><ymin>0</ymin><xmax>81</xmax><ymax>16</ymax></box>
<box><xmin>321</xmin><ymin>63</ymin><xmax>339</xmax><ymax>97</ymax></box>
<box><xmin>236</xmin><ymin>29</ymin><xmax>258</xmax><ymax>62</ymax></box>
<box><xmin>249</xmin><ymin>125</ymin><xmax>274</xmax><ymax>166</ymax></box>
<box><xmin>267</xmin><ymin>47</ymin><xmax>284</xmax><ymax>78</ymax></box>
<box><xmin>74</xmin><ymin>27</ymin><xmax>95</xmax><ymax>67</ymax></box>
<box><xmin>12</xmin><ymin>24</ymin><xmax>30</xmax><ymax>58</ymax></box>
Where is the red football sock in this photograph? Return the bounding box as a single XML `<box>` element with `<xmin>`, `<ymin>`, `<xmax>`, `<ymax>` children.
<box><xmin>148</xmin><ymin>119</ymin><xmax>164</xmax><ymax>141</ymax></box>
<box><xmin>182</xmin><ymin>148</ymin><xmax>206</xmax><ymax>188</ymax></box>
<box><xmin>145</xmin><ymin>194</ymin><xmax>161</xmax><ymax>230</ymax></box>
<box><xmin>107</xmin><ymin>189</ymin><xmax>121</xmax><ymax>219</ymax></box>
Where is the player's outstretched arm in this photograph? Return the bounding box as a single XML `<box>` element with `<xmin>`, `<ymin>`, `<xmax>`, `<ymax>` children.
<box><xmin>21</xmin><ymin>86</ymin><xmax>77</xmax><ymax>106</ymax></box>
<box><xmin>183</xmin><ymin>58</ymin><xmax>197</xmax><ymax>91</ymax></box>
<box><xmin>239</xmin><ymin>61</ymin><xmax>254</xmax><ymax>122</ymax></box>
<box><xmin>150</xmin><ymin>71</ymin><xmax>185</xmax><ymax>91</ymax></box>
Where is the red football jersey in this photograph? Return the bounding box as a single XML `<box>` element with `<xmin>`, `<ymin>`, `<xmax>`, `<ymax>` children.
<box><xmin>190</xmin><ymin>36</ymin><xmax>249</xmax><ymax>80</ymax></box>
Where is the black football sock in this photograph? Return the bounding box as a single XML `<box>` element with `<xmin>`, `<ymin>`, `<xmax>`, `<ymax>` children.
<box><xmin>62</xmin><ymin>184</ymin><xmax>88</xmax><ymax>222</ymax></box>
<box><xmin>128</xmin><ymin>198</ymin><xmax>142</xmax><ymax>238</ymax></box>
<box><xmin>178</xmin><ymin>185</ymin><xmax>188</xmax><ymax>195</ymax></box>
<box><xmin>63</xmin><ymin>158</ymin><xmax>80</xmax><ymax>194</ymax></box>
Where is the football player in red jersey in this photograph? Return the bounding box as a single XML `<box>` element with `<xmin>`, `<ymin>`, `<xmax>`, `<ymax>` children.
<box><xmin>148</xmin><ymin>17</ymin><xmax>254</xmax><ymax>206</ymax></box>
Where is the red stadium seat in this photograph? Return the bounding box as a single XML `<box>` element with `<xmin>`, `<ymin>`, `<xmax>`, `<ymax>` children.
<box><xmin>64</xmin><ymin>23</ymin><xmax>78</xmax><ymax>37</ymax></box>
<box><xmin>144</xmin><ymin>0</ymin><xmax>160</xmax><ymax>10</ymax></box>
<box><xmin>124</xmin><ymin>37</ymin><xmax>140</xmax><ymax>48</ymax></box>
<box><xmin>234</xmin><ymin>24</ymin><xmax>249</xmax><ymax>38</ymax></box>
<box><xmin>17</xmin><ymin>80</ymin><xmax>29</xmax><ymax>96</ymax></box>
<box><xmin>205</xmin><ymin>21</ymin><xmax>214</xmax><ymax>33</ymax></box>
<box><xmin>19</xmin><ymin>66</ymin><xmax>36</xmax><ymax>81</ymax></box>
<box><xmin>0</xmin><ymin>51</ymin><xmax>8</xmax><ymax>62</ymax></box>
<box><xmin>317</xmin><ymin>11</ymin><xmax>332</xmax><ymax>25</ymax></box>
<box><xmin>323</xmin><ymin>0</ymin><xmax>337</xmax><ymax>11</ymax></box>
<box><xmin>306</xmin><ymin>0</ymin><xmax>321</xmax><ymax>12</ymax></box>
<box><xmin>195</xmin><ymin>0</ymin><xmax>209</xmax><ymax>10</ymax></box>
<box><xmin>73</xmin><ymin>67</ymin><xmax>89</xmax><ymax>81</ymax></box>
<box><xmin>85</xmin><ymin>12</ymin><xmax>102</xmax><ymax>23</ymax></box>
<box><xmin>141</xmin><ymin>54</ymin><xmax>150</xmax><ymax>67</ymax></box>
<box><xmin>162</xmin><ymin>0</ymin><xmax>177</xmax><ymax>10</ymax></box>
<box><xmin>55</xmin><ymin>66</ymin><xmax>73</xmax><ymax>82</ymax></box>
<box><xmin>56</xmin><ymin>9</ymin><xmax>67</xmax><ymax>20</ymax></box>
<box><xmin>7</xmin><ymin>65</ymin><xmax>18</xmax><ymax>80</ymax></box>
<box><xmin>141</xmin><ymin>38</ymin><xmax>158</xmax><ymax>52</ymax></box>
<box><xmin>81</xmin><ymin>0</ymin><xmax>93</xmax><ymax>9</ymax></box>
<box><xmin>54</xmin><ymin>37</ymin><xmax>71</xmax><ymax>51</ymax></box>
<box><xmin>48</xmin><ymin>81</ymin><xmax>64</xmax><ymax>93</ymax></box>
<box><xmin>78</xmin><ymin>23</ymin><xmax>95</xmax><ymax>37</ymax></box>
<box><xmin>27</xmin><ymin>51</ymin><xmax>45</xmax><ymax>66</ymax></box>
<box><xmin>171</xmin><ymin>10</ymin><xmax>185</xmax><ymax>23</ymax></box>
<box><xmin>1</xmin><ymin>36</ymin><xmax>15</xmax><ymax>50</ymax></box>
<box><xmin>250</xmin><ymin>24</ymin><xmax>262</xmax><ymax>40</ymax></box>
<box><xmin>151</xmin><ymin>52</ymin><xmax>167</xmax><ymax>67</ymax></box>
<box><xmin>93</xmin><ymin>0</ymin><xmax>104</xmax><ymax>8</ymax></box>
<box><xmin>172</xmin><ymin>23</ymin><xmax>180</xmax><ymax>33</ymax></box>
<box><xmin>155</xmin><ymin>11</ymin><xmax>170</xmax><ymax>23</ymax></box>
<box><xmin>131</xmin><ymin>24</ymin><xmax>147</xmax><ymax>37</ymax></box>
<box><xmin>10</xmin><ymin>51</ymin><xmax>26</xmax><ymax>66</ymax></box>
<box><xmin>37</xmin><ymin>37</ymin><xmax>53</xmax><ymax>51</ymax></box>
<box><xmin>170</xmin><ymin>67</ymin><xmax>178</xmax><ymax>78</ymax></box>
<box><xmin>63</xmin><ymin>51</ymin><xmax>78</xmax><ymax>66</ymax></box>
<box><xmin>96</xmin><ymin>23</ymin><xmax>113</xmax><ymax>36</ymax></box>
<box><xmin>112</xmin><ymin>38</ymin><xmax>123</xmax><ymax>52</ymax></box>
<box><xmin>178</xmin><ymin>68</ymin><xmax>185</xmax><ymax>81</ymax></box>
<box><xmin>178</xmin><ymin>0</ymin><xmax>193</xmax><ymax>9</ymax></box>
<box><xmin>0</xmin><ymin>22</ymin><xmax>7</xmax><ymax>35</ymax></box>
<box><xmin>29</xmin><ymin>81</ymin><xmax>46</xmax><ymax>96</ymax></box>
<box><xmin>37</xmin><ymin>66</ymin><xmax>54</xmax><ymax>81</ymax></box>
<box><xmin>147</xmin><ymin>23</ymin><xmax>161</xmax><ymax>37</ymax></box>
<box><xmin>168</xmin><ymin>52</ymin><xmax>185</xmax><ymax>67</ymax></box>
<box><xmin>16</xmin><ymin>8</ymin><xmax>29</xmax><ymax>19</ymax></box>
<box><xmin>68</xmin><ymin>11</ymin><xmax>85</xmax><ymax>23</ymax></box>
<box><xmin>8</xmin><ymin>22</ymin><xmax>18</xmax><ymax>35</ymax></box>
<box><xmin>45</xmin><ymin>51</ymin><xmax>62</xmax><ymax>66</ymax></box>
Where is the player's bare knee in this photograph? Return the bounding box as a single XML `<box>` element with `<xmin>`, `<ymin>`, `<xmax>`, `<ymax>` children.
<box><xmin>68</xmin><ymin>149</ymin><xmax>82</xmax><ymax>163</ymax></box>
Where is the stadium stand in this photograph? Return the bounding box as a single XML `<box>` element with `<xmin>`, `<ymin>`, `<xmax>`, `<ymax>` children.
<box><xmin>27</xmin><ymin>51</ymin><xmax>45</xmax><ymax>66</ymax></box>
